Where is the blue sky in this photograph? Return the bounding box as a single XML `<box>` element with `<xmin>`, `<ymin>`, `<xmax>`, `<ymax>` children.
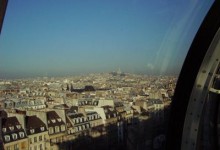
<box><xmin>0</xmin><ymin>0</ymin><xmax>214</xmax><ymax>78</ymax></box>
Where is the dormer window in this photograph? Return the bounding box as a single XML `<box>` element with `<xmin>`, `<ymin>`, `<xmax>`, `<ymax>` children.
<box><xmin>2</xmin><ymin>127</ymin><xmax>6</xmax><ymax>132</ymax></box>
<box><xmin>4</xmin><ymin>135</ymin><xmax>10</xmax><ymax>142</ymax></box>
<box><xmin>57</xmin><ymin>118</ymin><xmax>61</xmax><ymax>122</ymax></box>
<box><xmin>49</xmin><ymin>127</ymin><xmax>54</xmax><ymax>134</ymax></box>
<box><xmin>61</xmin><ymin>125</ymin><xmax>65</xmax><ymax>132</ymax></box>
<box><xmin>78</xmin><ymin>126</ymin><xmax>82</xmax><ymax>131</ymax></box>
<box><xmin>16</xmin><ymin>125</ymin><xmax>21</xmax><ymax>129</ymax></box>
<box><xmin>51</xmin><ymin>119</ymin><xmax>56</xmax><ymax>123</ymax></box>
<box><xmin>19</xmin><ymin>132</ymin><xmax>24</xmax><ymax>138</ymax></box>
<box><xmin>40</xmin><ymin>127</ymin><xmax>45</xmax><ymax>131</ymax></box>
<box><xmin>55</xmin><ymin>126</ymin><xmax>60</xmax><ymax>133</ymax></box>
<box><xmin>30</xmin><ymin>129</ymin><xmax>35</xmax><ymax>134</ymax></box>
<box><xmin>12</xmin><ymin>133</ymin><xmax>17</xmax><ymax>140</ymax></box>
<box><xmin>9</xmin><ymin>126</ymin><xmax>14</xmax><ymax>131</ymax></box>
<box><xmin>114</xmin><ymin>113</ymin><xmax>116</xmax><ymax>117</ymax></box>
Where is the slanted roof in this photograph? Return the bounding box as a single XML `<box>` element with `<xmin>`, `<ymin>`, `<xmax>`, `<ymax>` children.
<box><xmin>1</xmin><ymin>116</ymin><xmax>27</xmax><ymax>143</ymax></box>
<box><xmin>0</xmin><ymin>110</ymin><xmax>7</xmax><ymax>118</ymax></box>
<box><xmin>47</xmin><ymin>111</ymin><xmax>65</xmax><ymax>127</ymax></box>
<box><xmin>66</xmin><ymin>116</ymin><xmax>73</xmax><ymax>128</ymax></box>
<box><xmin>102</xmin><ymin>106</ymin><xmax>117</xmax><ymax>118</ymax></box>
<box><xmin>86</xmin><ymin>111</ymin><xmax>98</xmax><ymax>115</ymax></box>
<box><xmin>25</xmin><ymin>115</ymin><xmax>47</xmax><ymax>135</ymax></box>
<box><xmin>68</xmin><ymin>113</ymin><xmax>84</xmax><ymax>119</ymax></box>
<box><xmin>53</xmin><ymin>104</ymin><xmax>70</xmax><ymax>109</ymax></box>
<box><xmin>149</xmin><ymin>99</ymin><xmax>163</xmax><ymax>104</ymax></box>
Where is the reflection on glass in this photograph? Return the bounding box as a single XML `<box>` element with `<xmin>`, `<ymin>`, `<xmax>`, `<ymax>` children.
<box><xmin>0</xmin><ymin>0</ymin><xmax>214</xmax><ymax>150</ymax></box>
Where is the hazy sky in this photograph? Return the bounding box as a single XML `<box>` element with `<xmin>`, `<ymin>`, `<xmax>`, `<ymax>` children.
<box><xmin>0</xmin><ymin>0</ymin><xmax>214</xmax><ymax>78</ymax></box>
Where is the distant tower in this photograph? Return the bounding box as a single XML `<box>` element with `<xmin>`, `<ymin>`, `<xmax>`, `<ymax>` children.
<box><xmin>117</xmin><ymin>68</ymin><xmax>122</xmax><ymax>75</ymax></box>
<box><xmin>70</xmin><ymin>84</ymin><xmax>74</xmax><ymax>92</ymax></box>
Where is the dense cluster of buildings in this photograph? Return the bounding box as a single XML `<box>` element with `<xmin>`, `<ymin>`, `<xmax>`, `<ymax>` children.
<box><xmin>0</xmin><ymin>72</ymin><xmax>176</xmax><ymax>150</ymax></box>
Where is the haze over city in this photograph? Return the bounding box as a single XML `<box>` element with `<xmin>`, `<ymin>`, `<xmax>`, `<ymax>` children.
<box><xmin>0</xmin><ymin>1</ymin><xmax>216</xmax><ymax>150</ymax></box>
<box><xmin>0</xmin><ymin>0</ymin><xmax>213</xmax><ymax>78</ymax></box>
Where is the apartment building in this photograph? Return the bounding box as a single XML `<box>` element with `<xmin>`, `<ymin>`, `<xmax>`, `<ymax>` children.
<box><xmin>25</xmin><ymin>115</ymin><xmax>49</xmax><ymax>150</ymax></box>
<box><xmin>1</xmin><ymin>116</ymin><xmax>28</xmax><ymax>150</ymax></box>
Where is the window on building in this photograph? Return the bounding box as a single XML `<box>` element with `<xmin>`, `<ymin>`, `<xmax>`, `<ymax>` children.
<box><xmin>55</xmin><ymin>126</ymin><xmax>60</xmax><ymax>133</ymax></box>
<box><xmin>114</xmin><ymin>113</ymin><xmax>116</xmax><ymax>117</ymax></box>
<box><xmin>19</xmin><ymin>132</ymin><xmax>24</xmax><ymax>138</ymax></box>
<box><xmin>9</xmin><ymin>126</ymin><xmax>14</xmax><ymax>131</ymax></box>
<box><xmin>40</xmin><ymin>126</ymin><xmax>45</xmax><ymax>131</ymax></box>
<box><xmin>4</xmin><ymin>135</ymin><xmax>10</xmax><ymax>142</ymax></box>
<box><xmin>49</xmin><ymin>127</ymin><xmax>54</xmax><ymax>134</ymax></box>
<box><xmin>29</xmin><ymin>138</ymin><xmax>32</xmax><ymax>144</ymax></box>
<box><xmin>34</xmin><ymin>137</ymin><xmax>37</xmax><ymax>142</ymax></box>
<box><xmin>39</xmin><ymin>135</ymin><xmax>42</xmax><ymax>141</ymax></box>
<box><xmin>39</xmin><ymin>144</ymin><xmax>43</xmax><ymax>150</ymax></box>
<box><xmin>30</xmin><ymin>129</ymin><xmax>35</xmax><ymax>134</ymax></box>
<box><xmin>6</xmin><ymin>146</ymin><xmax>11</xmax><ymax>150</ymax></box>
<box><xmin>12</xmin><ymin>133</ymin><xmax>17</xmax><ymax>140</ymax></box>
<box><xmin>61</xmin><ymin>125</ymin><xmax>65</xmax><ymax>132</ymax></box>
<box><xmin>79</xmin><ymin>126</ymin><xmax>82</xmax><ymax>131</ymax></box>
<box><xmin>2</xmin><ymin>127</ymin><xmax>6</xmax><ymax>132</ymax></box>
<box><xmin>16</xmin><ymin>125</ymin><xmax>21</xmax><ymax>129</ymax></box>
<box><xmin>75</xmin><ymin>127</ymin><xmax>78</xmax><ymax>132</ymax></box>
<box><xmin>14</xmin><ymin>144</ymin><xmax>19</xmax><ymax>150</ymax></box>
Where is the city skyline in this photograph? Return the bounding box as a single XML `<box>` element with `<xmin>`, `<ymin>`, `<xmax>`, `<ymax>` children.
<box><xmin>0</xmin><ymin>0</ymin><xmax>213</xmax><ymax>78</ymax></box>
